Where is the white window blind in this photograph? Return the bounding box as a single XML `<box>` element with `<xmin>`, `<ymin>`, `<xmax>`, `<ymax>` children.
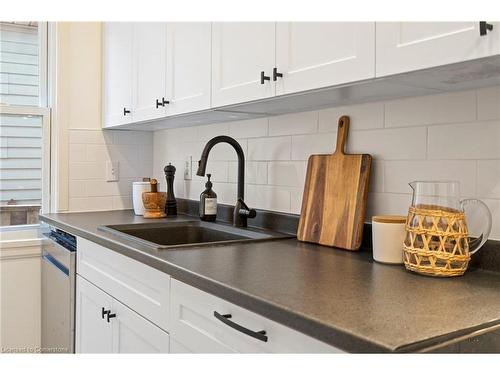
<box><xmin>0</xmin><ymin>22</ymin><xmax>40</xmax><ymax>106</ymax></box>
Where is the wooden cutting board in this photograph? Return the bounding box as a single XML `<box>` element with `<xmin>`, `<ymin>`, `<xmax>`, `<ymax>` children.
<box><xmin>297</xmin><ymin>115</ymin><xmax>372</xmax><ymax>250</ymax></box>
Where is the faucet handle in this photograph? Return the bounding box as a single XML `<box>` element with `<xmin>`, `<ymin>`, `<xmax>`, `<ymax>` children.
<box><xmin>237</xmin><ymin>198</ymin><xmax>256</xmax><ymax>218</ymax></box>
<box><xmin>239</xmin><ymin>207</ymin><xmax>256</xmax><ymax>219</ymax></box>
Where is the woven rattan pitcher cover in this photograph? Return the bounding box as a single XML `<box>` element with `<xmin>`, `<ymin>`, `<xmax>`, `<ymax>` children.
<box><xmin>403</xmin><ymin>181</ymin><xmax>492</xmax><ymax>277</ymax></box>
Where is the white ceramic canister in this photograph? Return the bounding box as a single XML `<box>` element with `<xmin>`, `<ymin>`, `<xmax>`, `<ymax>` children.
<box><xmin>133</xmin><ymin>180</ymin><xmax>152</xmax><ymax>215</ymax></box>
<box><xmin>371</xmin><ymin>215</ymin><xmax>407</xmax><ymax>264</ymax></box>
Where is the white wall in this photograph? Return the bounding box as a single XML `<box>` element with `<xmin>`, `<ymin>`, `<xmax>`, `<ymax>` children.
<box><xmin>53</xmin><ymin>22</ymin><xmax>153</xmax><ymax>212</ymax></box>
<box><xmin>153</xmin><ymin>86</ymin><xmax>500</xmax><ymax>240</ymax></box>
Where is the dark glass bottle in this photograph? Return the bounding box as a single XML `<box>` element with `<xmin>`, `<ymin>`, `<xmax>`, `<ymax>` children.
<box><xmin>200</xmin><ymin>174</ymin><xmax>217</xmax><ymax>222</ymax></box>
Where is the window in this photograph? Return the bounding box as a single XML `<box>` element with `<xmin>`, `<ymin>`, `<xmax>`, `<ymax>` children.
<box><xmin>0</xmin><ymin>22</ymin><xmax>49</xmax><ymax>226</ymax></box>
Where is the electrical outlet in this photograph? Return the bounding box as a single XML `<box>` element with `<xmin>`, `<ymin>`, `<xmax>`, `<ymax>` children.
<box><xmin>184</xmin><ymin>156</ymin><xmax>192</xmax><ymax>180</ymax></box>
<box><xmin>106</xmin><ymin>161</ymin><xmax>119</xmax><ymax>182</ymax></box>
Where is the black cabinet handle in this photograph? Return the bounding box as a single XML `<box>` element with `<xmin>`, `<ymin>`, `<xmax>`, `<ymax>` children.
<box><xmin>107</xmin><ymin>312</ymin><xmax>117</xmax><ymax>322</ymax></box>
<box><xmin>273</xmin><ymin>67</ymin><xmax>283</xmax><ymax>81</ymax></box>
<box><xmin>260</xmin><ymin>71</ymin><xmax>270</xmax><ymax>84</ymax></box>
<box><xmin>101</xmin><ymin>308</ymin><xmax>110</xmax><ymax>319</ymax></box>
<box><xmin>214</xmin><ymin>311</ymin><xmax>268</xmax><ymax>342</ymax></box>
<box><xmin>123</xmin><ymin>108</ymin><xmax>131</xmax><ymax>116</ymax></box>
<box><xmin>480</xmin><ymin>21</ymin><xmax>494</xmax><ymax>36</ymax></box>
<box><xmin>156</xmin><ymin>98</ymin><xmax>170</xmax><ymax>108</ymax></box>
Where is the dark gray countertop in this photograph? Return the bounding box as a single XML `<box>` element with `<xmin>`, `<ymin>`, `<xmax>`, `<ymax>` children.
<box><xmin>40</xmin><ymin>210</ymin><xmax>500</xmax><ymax>352</ymax></box>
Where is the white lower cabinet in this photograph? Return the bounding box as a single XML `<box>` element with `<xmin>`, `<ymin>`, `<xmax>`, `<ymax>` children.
<box><xmin>75</xmin><ymin>275</ymin><xmax>113</xmax><ymax>353</ymax></box>
<box><xmin>75</xmin><ymin>238</ymin><xmax>341</xmax><ymax>353</ymax></box>
<box><xmin>170</xmin><ymin>279</ymin><xmax>342</xmax><ymax>353</ymax></box>
<box><xmin>76</xmin><ymin>275</ymin><xmax>169</xmax><ymax>353</ymax></box>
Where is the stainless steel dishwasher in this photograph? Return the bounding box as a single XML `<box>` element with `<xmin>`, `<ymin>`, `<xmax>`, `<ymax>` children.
<box><xmin>41</xmin><ymin>224</ymin><xmax>76</xmax><ymax>353</ymax></box>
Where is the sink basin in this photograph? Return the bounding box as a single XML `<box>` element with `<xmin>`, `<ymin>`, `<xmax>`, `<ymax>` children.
<box><xmin>98</xmin><ymin>220</ymin><xmax>292</xmax><ymax>249</ymax></box>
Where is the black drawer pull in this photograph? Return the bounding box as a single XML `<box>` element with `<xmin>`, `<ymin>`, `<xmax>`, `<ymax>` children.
<box><xmin>214</xmin><ymin>311</ymin><xmax>268</xmax><ymax>342</ymax></box>
<box><xmin>123</xmin><ymin>107</ymin><xmax>131</xmax><ymax>116</ymax></box>
<box><xmin>273</xmin><ymin>67</ymin><xmax>283</xmax><ymax>81</ymax></box>
<box><xmin>479</xmin><ymin>21</ymin><xmax>493</xmax><ymax>36</ymax></box>
<box><xmin>107</xmin><ymin>312</ymin><xmax>117</xmax><ymax>322</ymax></box>
<box><xmin>260</xmin><ymin>71</ymin><xmax>270</xmax><ymax>84</ymax></box>
<box><xmin>101</xmin><ymin>308</ymin><xmax>110</xmax><ymax>319</ymax></box>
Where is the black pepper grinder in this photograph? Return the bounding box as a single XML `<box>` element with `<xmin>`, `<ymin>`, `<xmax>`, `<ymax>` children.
<box><xmin>164</xmin><ymin>163</ymin><xmax>177</xmax><ymax>216</ymax></box>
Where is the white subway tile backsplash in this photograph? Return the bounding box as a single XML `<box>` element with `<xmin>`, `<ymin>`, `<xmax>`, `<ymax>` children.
<box><xmin>477</xmin><ymin>160</ymin><xmax>500</xmax><ymax>199</ymax></box>
<box><xmin>268</xmin><ymin>111</ymin><xmax>318</xmax><ymax>136</ymax></box>
<box><xmin>290</xmin><ymin>187</ymin><xmax>304</xmax><ymax>215</ymax></box>
<box><xmin>85</xmin><ymin>144</ymin><xmax>111</xmax><ymax>162</ymax></box>
<box><xmin>246</xmin><ymin>184</ymin><xmax>291</xmax><ymax>213</ymax></box>
<box><xmin>112</xmin><ymin>195</ymin><xmax>133</xmax><ymax>210</ymax></box>
<box><xmin>208</xmin><ymin>139</ymin><xmax>247</xmax><ymax>161</ymax></box>
<box><xmin>370</xmin><ymin>160</ymin><xmax>384</xmax><ymax>193</ymax></box>
<box><xmin>248</xmin><ymin>137</ymin><xmax>291</xmax><ymax>161</ymax></box>
<box><xmin>349</xmin><ymin>127</ymin><xmax>427</xmax><ymax>160</ymax></box>
<box><xmin>69</xmin><ymin>144</ymin><xmax>86</xmax><ymax>162</ymax></box>
<box><xmin>484</xmin><ymin>199</ymin><xmax>500</xmax><ymax>240</ymax></box>
<box><xmin>428</xmin><ymin>121</ymin><xmax>500</xmax><ymax>160</ymax></box>
<box><xmin>229</xmin><ymin>118</ymin><xmax>268</xmax><ymax>138</ymax></box>
<box><xmin>193</xmin><ymin>160</ymin><xmax>228</xmax><ymax>183</ymax></box>
<box><xmin>291</xmin><ymin>132</ymin><xmax>336</xmax><ymax>160</ymax></box>
<box><xmin>228</xmin><ymin>161</ymin><xmax>267</xmax><ymax>185</ymax></box>
<box><xmin>477</xmin><ymin>86</ymin><xmax>500</xmax><ymax>121</ymax></box>
<box><xmin>365</xmin><ymin>193</ymin><xmax>412</xmax><ymax>220</ymax></box>
<box><xmin>69</xmin><ymin>196</ymin><xmax>113</xmax><ymax>212</ymax></box>
<box><xmin>384</xmin><ymin>160</ymin><xmax>477</xmax><ymax>196</ymax></box>
<box><xmin>268</xmin><ymin>161</ymin><xmax>307</xmax><ymax>188</ymax></box>
<box><xmin>68</xmin><ymin>128</ymin><xmax>153</xmax><ymax>212</ymax></box>
<box><xmin>69</xmin><ymin>162</ymin><xmax>106</xmax><ymax>180</ymax></box>
<box><xmin>151</xmin><ymin>85</ymin><xmax>500</xmax><ymax>240</ymax></box>
<box><xmin>385</xmin><ymin>90</ymin><xmax>476</xmax><ymax>128</ymax></box>
<box><xmin>319</xmin><ymin>102</ymin><xmax>384</xmax><ymax>132</ymax></box>
<box><xmin>197</xmin><ymin>123</ymin><xmax>230</xmax><ymax>143</ymax></box>
<box><xmin>113</xmin><ymin>131</ymin><xmax>152</xmax><ymax>145</ymax></box>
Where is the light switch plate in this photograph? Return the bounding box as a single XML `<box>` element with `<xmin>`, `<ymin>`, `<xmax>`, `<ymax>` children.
<box><xmin>184</xmin><ymin>156</ymin><xmax>192</xmax><ymax>180</ymax></box>
<box><xmin>106</xmin><ymin>161</ymin><xmax>119</xmax><ymax>182</ymax></box>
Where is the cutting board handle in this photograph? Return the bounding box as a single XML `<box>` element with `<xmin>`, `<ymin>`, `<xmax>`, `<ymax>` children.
<box><xmin>334</xmin><ymin>115</ymin><xmax>350</xmax><ymax>155</ymax></box>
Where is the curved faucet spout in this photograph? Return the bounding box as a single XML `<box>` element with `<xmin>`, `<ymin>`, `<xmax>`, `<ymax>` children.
<box><xmin>196</xmin><ymin>135</ymin><xmax>245</xmax><ymax>200</ymax></box>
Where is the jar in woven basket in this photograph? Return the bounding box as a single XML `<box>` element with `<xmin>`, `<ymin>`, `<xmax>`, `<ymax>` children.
<box><xmin>403</xmin><ymin>181</ymin><xmax>492</xmax><ymax>277</ymax></box>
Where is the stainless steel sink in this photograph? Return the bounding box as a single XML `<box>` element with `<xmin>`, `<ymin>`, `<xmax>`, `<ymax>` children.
<box><xmin>98</xmin><ymin>220</ymin><xmax>292</xmax><ymax>249</ymax></box>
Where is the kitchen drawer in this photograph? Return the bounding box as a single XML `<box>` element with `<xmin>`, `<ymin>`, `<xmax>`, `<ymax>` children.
<box><xmin>170</xmin><ymin>278</ymin><xmax>342</xmax><ymax>353</ymax></box>
<box><xmin>77</xmin><ymin>237</ymin><xmax>170</xmax><ymax>331</ymax></box>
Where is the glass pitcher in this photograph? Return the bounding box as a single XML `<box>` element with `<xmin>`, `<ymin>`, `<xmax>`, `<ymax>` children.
<box><xmin>403</xmin><ymin>181</ymin><xmax>492</xmax><ymax>277</ymax></box>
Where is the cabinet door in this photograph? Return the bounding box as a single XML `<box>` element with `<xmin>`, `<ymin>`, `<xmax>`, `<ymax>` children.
<box><xmin>211</xmin><ymin>22</ymin><xmax>275</xmax><ymax>107</ymax></box>
<box><xmin>111</xmin><ymin>299</ymin><xmax>169</xmax><ymax>353</ymax></box>
<box><xmin>276</xmin><ymin>22</ymin><xmax>375</xmax><ymax>95</ymax></box>
<box><xmin>165</xmin><ymin>22</ymin><xmax>211</xmax><ymax>116</ymax></box>
<box><xmin>376</xmin><ymin>22</ymin><xmax>500</xmax><ymax>76</ymax></box>
<box><xmin>132</xmin><ymin>22</ymin><xmax>167</xmax><ymax>123</ymax></box>
<box><xmin>75</xmin><ymin>276</ymin><xmax>113</xmax><ymax>353</ymax></box>
<box><xmin>102</xmin><ymin>22</ymin><xmax>134</xmax><ymax>128</ymax></box>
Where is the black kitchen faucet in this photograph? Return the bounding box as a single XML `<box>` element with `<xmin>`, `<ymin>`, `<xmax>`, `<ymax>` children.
<box><xmin>196</xmin><ymin>136</ymin><xmax>256</xmax><ymax>227</ymax></box>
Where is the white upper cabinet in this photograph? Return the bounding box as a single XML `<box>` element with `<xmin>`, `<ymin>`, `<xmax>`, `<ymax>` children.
<box><xmin>165</xmin><ymin>22</ymin><xmax>211</xmax><ymax>116</ymax></box>
<box><xmin>376</xmin><ymin>22</ymin><xmax>500</xmax><ymax>76</ymax></box>
<box><xmin>211</xmin><ymin>22</ymin><xmax>276</xmax><ymax>107</ymax></box>
<box><xmin>132</xmin><ymin>23</ymin><xmax>167</xmax><ymax>123</ymax></box>
<box><xmin>102</xmin><ymin>23</ymin><xmax>134</xmax><ymax>128</ymax></box>
<box><xmin>275</xmin><ymin>22</ymin><xmax>375</xmax><ymax>95</ymax></box>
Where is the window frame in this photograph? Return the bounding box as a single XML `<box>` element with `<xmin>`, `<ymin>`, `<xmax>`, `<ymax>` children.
<box><xmin>0</xmin><ymin>21</ymin><xmax>51</xmax><ymax>216</ymax></box>
<box><xmin>0</xmin><ymin>105</ymin><xmax>51</xmax><ymax>214</ymax></box>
